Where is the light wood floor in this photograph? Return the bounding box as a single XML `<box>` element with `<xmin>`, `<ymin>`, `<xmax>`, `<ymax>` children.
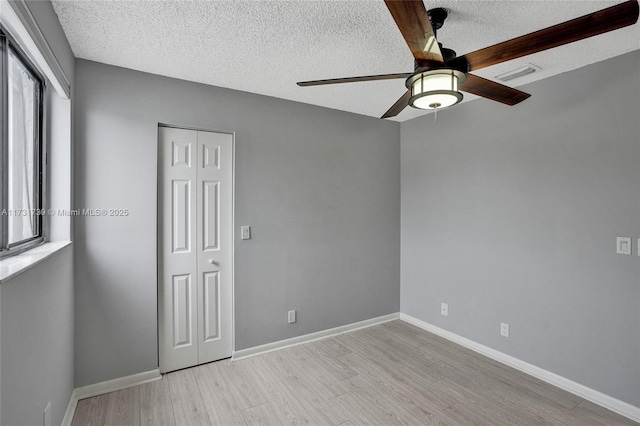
<box><xmin>72</xmin><ymin>320</ymin><xmax>638</xmax><ymax>426</ymax></box>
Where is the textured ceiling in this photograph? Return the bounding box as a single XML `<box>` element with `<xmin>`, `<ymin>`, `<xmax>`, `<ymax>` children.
<box><xmin>51</xmin><ymin>0</ymin><xmax>639</xmax><ymax>121</ymax></box>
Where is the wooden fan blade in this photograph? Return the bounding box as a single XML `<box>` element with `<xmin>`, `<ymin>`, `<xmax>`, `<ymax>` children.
<box><xmin>460</xmin><ymin>74</ymin><xmax>530</xmax><ymax>106</ymax></box>
<box><xmin>458</xmin><ymin>0</ymin><xmax>639</xmax><ymax>71</ymax></box>
<box><xmin>384</xmin><ymin>0</ymin><xmax>444</xmax><ymax>63</ymax></box>
<box><xmin>297</xmin><ymin>72</ymin><xmax>412</xmax><ymax>87</ymax></box>
<box><xmin>381</xmin><ymin>90</ymin><xmax>411</xmax><ymax>118</ymax></box>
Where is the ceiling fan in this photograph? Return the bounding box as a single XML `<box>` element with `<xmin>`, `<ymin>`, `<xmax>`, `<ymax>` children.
<box><xmin>297</xmin><ymin>0</ymin><xmax>639</xmax><ymax>119</ymax></box>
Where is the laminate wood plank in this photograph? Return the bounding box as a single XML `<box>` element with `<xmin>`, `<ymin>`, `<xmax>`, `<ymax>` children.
<box><xmin>338</xmin><ymin>345</ymin><xmax>444</xmax><ymax>406</ymax></box>
<box><xmin>379</xmin><ymin>321</ymin><xmax>429</xmax><ymax>350</ymax></box>
<box><xmin>406</xmin><ymin>326</ymin><xmax>583</xmax><ymax>411</ymax></box>
<box><xmin>442</xmin><ymin>401</ymin><xmax>521</xmax><ymax>426</ymax></box>
<box><xmin>241</xmin><ymin>403</ymin><xmax>282</xmax><ymax>426</ymax></box>
<box><xmin>389</xmin><ymin>321</ymin><xmax>493</xmax><ymax>364</ymax></box>
<box><xmin>308</xmin><ymin>337</ymin><xmax>352</xmax><ymax>358</ymax></box>
<box><xmin>193</xmin><ymin>362</ymin><xmax>246</xmax><ymax>426</ymax></box>
<box><xmin>283</xmin><ymin>345</ymin><xmax>350</xmax><ymax>398</ymax></box>
<box><xmin>104</xmin><ymin>387</ymin><xmax>140</xmax><ymax>426</ymax></box>
<box><xmin>338</xmin><ymin>351</ymin><xmax>455</xmax><ymax>420</ymax></box>
<box><xmin>436</xmin><ymin>370</ymin><xmax>593</xmax><ymax>426</ymax></box>
<box><xmin>342</xmin><ymin>375</ymin><xmax>445</xmax><ymax>425</ymax></box>
<box><xmin>486</xmin><ymin>367</ymin><xmax>583</xmax><ymax>411</ymax></box>
<box><xmin>72</xmin><ymin>394</ymin><xmax>109</xmax><ymax>426</ymax></box>
<box><xmin>297</xmin><ymin>344</ymin><xmax>357</xmax><ymax>381</ymax></box>
<box><xmin>361</xmin><ymin>325</ymin><xmax>442</xmax><ymax>370</ymax></box>
<box><xmin>140</xmin><ymin>377</ymin><xmax>174</xmax><ymax>426</ymax></box>
<box><xmin>430</xmin><ymin>350</ymin><xmax>583</xmax><ymax>412</ymax></box>
<box><xmin>381</xmin><ymin>322</ymin><xmax>491</xmax><ymax>370</ymax></box>
<box><xmin>437</xmin><ymin>377</ymin><xmax>563</xmax><ymax>426</ymax></box>
<box><xmin>334</xmin><ymin>389</ymin><xmax>414</xmax><ymax>426</ymax></box>
<box><xmin>167</xmin><ymin>369</ymin><xmax>211</xmax><ymax>426</ymax></box>
<box><xmin>264</xmin><ymin>350</ymin><xmax>348</xmax><ymax>425</ymax></box>
<box><xmin>243</xmin><ymin>356</ymin><xmax>317</xmax><ymax>426</ymax></box>
<box><xmin>218</xmin><ymin>359</ymin><xmax>267</xmax><ymax>411</ymax></box>
<box><xmin>344</xmin><ymin>329</ymin><xmax>445</xmax><ymax>383</ymax></box>
<box><xmin>443</xmin><ymin>376</ymin><xmax>571</xmax><ymax>425</ymax></box>
<box><xmin>572</xmin><ymin>400</ymin><xmax>640</xmax><ymax>426</ymax></box>
<box><xmin>335</xmin><ymin>333</ymin><xmax>447</xmax><ymax>391</ymax></box>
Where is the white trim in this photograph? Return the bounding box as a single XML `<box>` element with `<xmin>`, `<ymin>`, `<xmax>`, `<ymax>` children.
<box><xmin>399</xmin><ymin>313</ymin><xmax>640</xmax><ymax>423</ymax></box>
<box><xmin>232</xmin><ymin>313</ymin><xmax>400</xmax><ymax>361</ymax></box>
<box><xmin>75</xmin><ymin>369</ymin><xmax>161</xmax><ymax>400</ymax></box>
<box><xmin>230</xmin><ymin>131</ymin><xmax>236</xmax><ymax>362</ymax></box>
<box><xmin>0</xmin><ymin>0</ymin><xmax>71</xmax><ymax>98</ymax></box>
<box><xmin>0</xmin><ymin>241</ymin><xmax>71</xmax><ymax>283</ymax></box>
<box><xmin>61</xmin><ymin>389</ymin><xmax>78</xmax><ymax>426</ymax></box>
<box><xmin>60</xmin><ymin>370</ymin><xmax>160</xmax><ymax>426</ymax></box>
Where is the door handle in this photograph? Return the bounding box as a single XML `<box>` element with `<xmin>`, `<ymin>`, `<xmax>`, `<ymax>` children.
<box><xmin>208</xmin><ymin>259</ymin><xmax>218</xmax><ymax>265</ymax></box>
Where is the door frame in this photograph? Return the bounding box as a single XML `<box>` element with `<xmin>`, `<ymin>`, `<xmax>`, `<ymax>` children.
<box><xmin>156</xmin><ymin>123</ymin><xmax>236</xmax><ymax>367</ymax></box>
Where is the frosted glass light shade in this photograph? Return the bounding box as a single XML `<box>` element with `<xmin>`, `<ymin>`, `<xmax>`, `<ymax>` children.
<box><xmin>406</xmin><ymin>69</ymin><xmax>466</xmax><ymax>110</ymax></box>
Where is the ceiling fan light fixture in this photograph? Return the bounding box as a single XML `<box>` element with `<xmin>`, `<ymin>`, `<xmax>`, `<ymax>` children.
<box><xmin>406</xmin><ymin>69</ymin><xmax>466</xmax><ymax>110</ymax></box>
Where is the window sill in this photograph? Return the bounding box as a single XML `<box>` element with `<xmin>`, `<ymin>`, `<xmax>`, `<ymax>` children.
<box><xmin>0</xmin><ymin>241</ymin><xmax>72</xmax><ymax>284</ymax></box>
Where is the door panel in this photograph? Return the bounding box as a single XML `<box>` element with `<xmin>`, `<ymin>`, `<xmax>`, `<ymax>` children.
<box><xmin>202</xmin><ymin>181</ymin><xmax>219</xmax><ymax>251</ymax></box>
<box><xmin>197</xmin><ymin>131</ymin><xmax>233</xmax><ymax>364</ymax></box>
<box><xmin>172</xmin><ymin>180</ymin><xmax>191</xmax><ymax>253</ymax></box>
<box><xmin>159</xmin><ymin>127</ymin><xmax>198</xmax><ymax>373</ymax></box>
<box><xmin>172</xmin><ymin>274</ymin><xmax>193</xmax><ymax>347</ymax></box>
<box><xmin>203</xmin><ymin>271</ymin><xmax>220</xmax><ymax>341</ymax></box>
<box><xmin>159</xmin><ymin>126</ymin><xmax>233</xmax><ymax>373</ymax></box>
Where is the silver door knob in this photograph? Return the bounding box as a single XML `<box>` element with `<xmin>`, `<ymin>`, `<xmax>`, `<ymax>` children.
<box><xmin>209</xmin><ymin>259</ymin><xmax>218</xmax><ymax>265</ymax></box>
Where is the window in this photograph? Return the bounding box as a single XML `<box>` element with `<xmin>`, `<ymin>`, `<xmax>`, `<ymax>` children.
<box><xmin>1</xmin><ymin>28</ymin><xmax>45</xmax><ymax>257</ymax></box>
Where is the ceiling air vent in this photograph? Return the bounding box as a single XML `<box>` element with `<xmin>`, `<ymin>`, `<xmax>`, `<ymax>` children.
<box><xmin>495</xmin><ymin>63</ymin><xmax>541</xmax><ymax>82</ymax></box>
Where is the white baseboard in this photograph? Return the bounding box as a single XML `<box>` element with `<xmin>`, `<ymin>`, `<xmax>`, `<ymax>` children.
<box><xmin>399</xmin><ymin>313</ymin><xmax>640</xmax><ymax>423</ymax></box>
<box><xmin>61</xmin><ymin>369</ymin><xmax>161</xmax><ymax>426</ymax></box>
<box><xmin>74</xmin><ymin>369</ymin><xmax>161</xmax><ymax>400</ymax></box>
<box><xmin>61</xmin><ymin>389</ymin><xmax>78</xmax><ymax>426</ymax></box>
<box><xmin>232</xmin><ymin>312</ymin><xmax>400</xmax><ymax>361</ymax></box>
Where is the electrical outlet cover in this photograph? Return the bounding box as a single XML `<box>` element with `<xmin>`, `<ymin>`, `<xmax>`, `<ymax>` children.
<box><xmin>440</xmin><ymin>302</ymin><xmax>448</xmax><ymax>316</ymax></box>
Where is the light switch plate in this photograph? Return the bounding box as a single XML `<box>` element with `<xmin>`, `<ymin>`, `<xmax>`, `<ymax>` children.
<box><xmin>241</xmin><ymin>226</ymin><xmax>251</xmax><ymax>240</ymax></box>
<box><xmin>616</xmin><ymin>237</ymin><xmax>631</xmax><ymax>255</ymax></box>
<box><xmin>500</xmin><ymin>322</ymin><xmax>510</xmax><ymax>338</ymax></box>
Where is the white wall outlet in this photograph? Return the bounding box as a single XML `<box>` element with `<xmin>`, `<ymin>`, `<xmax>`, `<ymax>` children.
<box><xmin>616</xmin><ymin>237</ymin><xmax>631</xmax><ymax>255</ymax></box>
<box><xmin>288</xmin><ymin>310</ymin><xmax>296</xmax><ymax>324</ymax></box>
<box><xmin>44</xmin><ymin>401</ymin><xmax>51</xmax><ymax>426</ymax></box>
<box><xmin>440</xmin><ymin>302</ymin><xmax>448</xmax><ymax>316</ymax></box>
<box><xmin>500</xmin><ymin>322</ymin><xmax>510</xmax><ymax>338</ymax></box>
<box><xmin>241</xmin><ymin>225</ymin><xmax>251</xmax><ymax>240</ymax></box>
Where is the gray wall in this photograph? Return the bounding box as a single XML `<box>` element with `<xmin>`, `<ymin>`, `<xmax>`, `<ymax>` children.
<box><xmin>1</xmin><ymin>246</ymin><xmax>74</xmax><ymax>426</ymax></box>
<box><xmin>0</xmin><ymin>2</ymin><xmax>75</xmax><ymax>425</ymax></box>
<box><xmin>401</xmin><ymin>51</ymin><xmax>640</xmax><ymax>405</ymax></box>
<box><xmin>74</xmin><ymin>59</ymin><xmax>400</xmax><ymax>386</ymax></box>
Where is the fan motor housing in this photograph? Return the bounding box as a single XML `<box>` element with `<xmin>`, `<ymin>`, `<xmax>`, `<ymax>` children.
<box><xmin>427</xmin><ymin>7</ymin><xmax>449</xmax><ymax>30</ymax></box>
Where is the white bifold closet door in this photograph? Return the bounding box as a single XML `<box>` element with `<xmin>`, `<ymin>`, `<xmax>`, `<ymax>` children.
<box><xmin>158</xmin><ymin>126</ymin><xmax>233</xmax><ymax>373</ymax></box>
